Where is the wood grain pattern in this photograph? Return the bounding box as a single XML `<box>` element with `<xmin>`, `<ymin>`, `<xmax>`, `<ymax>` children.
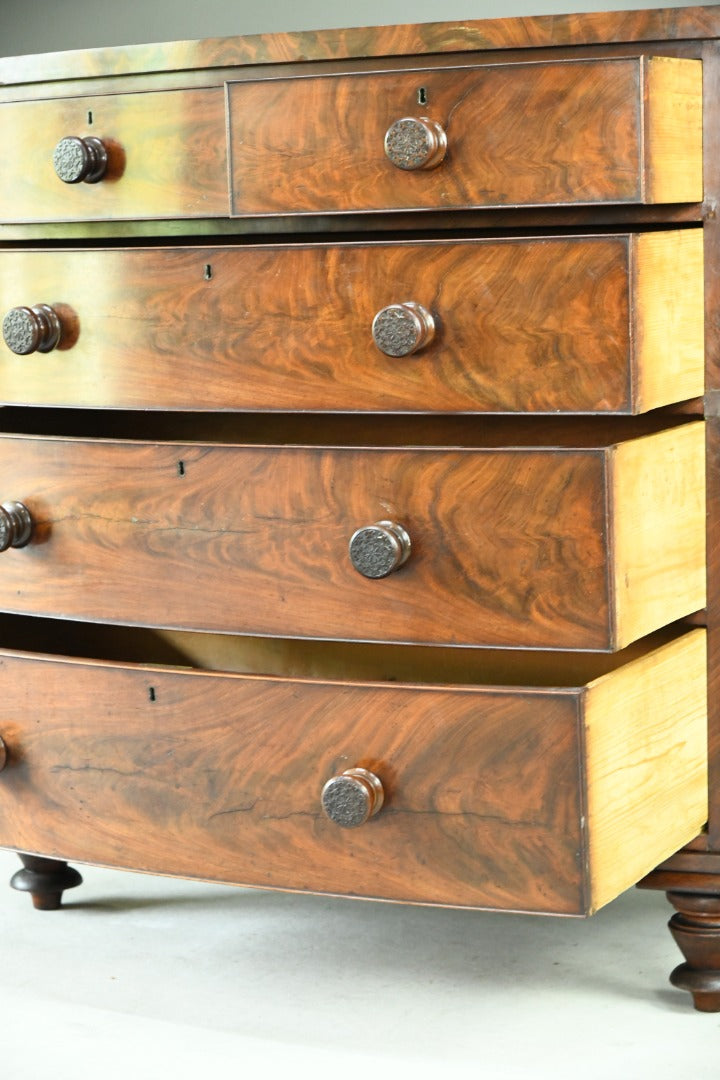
<box><xmin>0</xmin><ymin>427</ymin><xmax>703</xmax><ymax>650</ymax></box>
<box><xmin>610</xmin><ymin>423</ymin><xmax>706</xmax><ymax>648</ymax></box>
<box><xmin>645</xmin><ymin>56</ymin><xmax>704</xmax><ymax>203</ymax></box>
<box><xmin>584</xmin><ymin>629</ymin><xmax>708</xmax><ymax>911</ymax></box>
<box><xmin>0</xmin><ymin>4</ymin><xmax>713</xmax><ymax>952</ymax></box>
<box><xmin>633</xmin><ymin>230</ymin><xmax>705</xmax><ymax>412</ymax></box>
<box><xmin>699</xmin><ymin>43</ymin><xmax>720</xmax><ymax>852</ymax></box>
<box><xmin>228</xmin><ymin>58</ymin><xmax>702</xmax><ymax>215</ymax></box>
<box><xmin>1</xmin><ymin>5</ymin><xmax>719</xmax><ymax>86</ymax></box>
<box><xmin>642</xmin><ymin>39</ymin><xmax>720</xmax><ymax>870</ymax></box>
<box><xmin>0</xmin><ymin>631</ymin><xmax>706</xmax><ymax>913</ymax></box>
<box><xmin>0</xmin><ymin>88</ymin><xmax>228</xmax><ymax>224</ymax></box>
<box><xmin>0</xmin><ymin>232</ymin><xmax>702</xmax><ymax>413</ymax></box>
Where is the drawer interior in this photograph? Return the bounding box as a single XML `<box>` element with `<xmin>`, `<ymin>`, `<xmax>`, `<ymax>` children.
<box><xmin>0</xmin><ymin>407</ymin><xmax>699</xmax><ymax>446</ymax></box>
<box><xmin>0</xmin><ymin>610</ymin><xmax>699</xmax><ymax>686</ymax></box>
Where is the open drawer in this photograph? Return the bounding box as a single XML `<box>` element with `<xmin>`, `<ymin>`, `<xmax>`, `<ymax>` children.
<box><xmin>0</xmin><ymin>88</ymin><xmax>228</xmax><ymax>223</ymax></box>
<box><xmin>0</xmin><ymin>231</ymin><xmax>703</xmax><ymax>414</ymax></box>
<box><xmin>227</xmin><ymin>56</ymin><xmax>703</xmax><ymax>214</ymax></box>
<box><xmin>0</xmin><ymin>620</ymin><xmax>707</xmax><ymax>915</ymax></box>
<box><xmin>0</xmin><ymin>418</ymin><xmax>704</xmax><ymax>650</ymax></box>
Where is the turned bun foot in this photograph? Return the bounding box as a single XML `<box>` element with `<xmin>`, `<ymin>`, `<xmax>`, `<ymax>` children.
<box><xmin>667</xmin><ymin>891</ymin><xmax>720</xmax><ymax>1012</ymax></box>
<box><xmin>10</xmin><ymin>853</ymin><xmax>83</xmax><ymax>910</ymax></box>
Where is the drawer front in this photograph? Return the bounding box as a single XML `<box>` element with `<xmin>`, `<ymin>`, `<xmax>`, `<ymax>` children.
<box><xmin>0</xmin><ymin>425</ymin><xmax>704</xmax><ymax>650</ymax></box>
<box><xmin>0</xmin><ymin>631</ymin><xmax>706</xmax><ymax>914</ymax></box>
<box><xmin>0</xmin><ymin>231</ymin><xmax>703</xmax><ymax>414</ymax></box>
<box><xmin>0</xmin><ymin>89</ymin><xmax>228</xmax><ymax>223</ymax></box>
<box><xmin>228</xmin><ymin>57</ymin><xmax>702</xmax><ymax>215</ymax></box>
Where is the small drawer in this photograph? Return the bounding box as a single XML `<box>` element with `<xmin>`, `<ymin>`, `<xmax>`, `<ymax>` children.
<box><xmin>0</xmin><ymin>88</ymin><xmax>229</xmax><ymax>223</ymax></box>
<box><xmin>228</xmin><ymin>56</ymin><xmax>702</xmax><ymax>215</ymax></box>
<box><xmin>0</xmin><ymin>420</ymin><xmax>704</xmax><ymax>650</ymax></box>
<box><xmin>0</xmin><ymin>623</ymin><xmax>707</xmax><ymax>915</ymax></box>
<box><xmin>0</xmin><ymin>231</ymin><xmax>703</xmax><ymax>414</ymax></box>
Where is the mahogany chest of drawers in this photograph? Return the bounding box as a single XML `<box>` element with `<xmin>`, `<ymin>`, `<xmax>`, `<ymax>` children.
<box><xmin>1</xmin><ymin>2</ymin><xmax>719</xmax><ymax>1011</ymax></box>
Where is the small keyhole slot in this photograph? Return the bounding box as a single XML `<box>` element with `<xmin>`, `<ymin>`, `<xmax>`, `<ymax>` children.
<box><xmin>87</xmin><ymin>110</ymin><xmax>93</xmax><ymax>125</ymax></box>
<box><xmin>177</xmin><ymin>461</ymin><xmax>186</xmax><ymax>477</ymax></box>
<box><xmin>417</xmin><ymin>87</ymin><xmax>428</xmax><ymax>105</ymax></box>
<box><xmin>204</xmin><ymin>264</ymin><xmax>213</xmax><ymax>280</ymax></box>
<box><xmin>148</xmin><ymin>687</ymin><xmax>156</xmax><ymax>702</ymax></box>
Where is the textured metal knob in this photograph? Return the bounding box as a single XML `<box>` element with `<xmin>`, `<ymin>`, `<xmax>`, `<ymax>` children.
<box><xmin>384</xmin><ymin>117</ymin><xmax>447</xmax><ymax>171</ymax></box>
<box><xmin>372</xmin><ymin>302</ymin><xmax>435</xmax><ymax>358</ymax></box>
<box><xmin>0</xmin><ymin>502</ymin><xmax>33</xmax><ymax>553</ymax></box>
<box><xmin>53</xmin><ymin>136</ymin><xmax>108</xmax><ymax>184</ymax></box>
<box><xmin>349</xmin><ymin>520</ymin><xmax>411</xmax><ymax>579</ymax></box>
<box><xmin>321</xmin><ymin>768</ymin><xmax>384</xmax><ymax>828</ymax></box>
<box><xmin>3</xmin><ymin>305</ymin><xmax>62</xmax><ymax>355</ymax></box>
<box><xmin>0</xmin><ymin>736</ymin><xmax>6</xmax><ymax>773</ymax></box>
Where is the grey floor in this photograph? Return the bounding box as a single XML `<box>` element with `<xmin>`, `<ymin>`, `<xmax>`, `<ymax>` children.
<box><xmin>0</xmin><ymin>848</ymin><xmax>717</xmax><ymax>1079</ymax></box>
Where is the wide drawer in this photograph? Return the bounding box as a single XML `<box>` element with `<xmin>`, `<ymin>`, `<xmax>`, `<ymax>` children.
<box><xmin>0</xmin><ymin>231</ymin><xmax>703</xmax><ymax>414</ymax></box>
<box><xmin>228</xmin><ymin>57</ymin><xmax>702</xmax><ymax>215</ymax></box>
<box><xmin>0</xmin><ymin>421</ymin><xmax>704</xmax><ymax>650</ymax></box>
<box><xmin>0</xmin><ymin>88</ymin><xmax>228</xmax><ymax>223</ymax></box>
<box><xmin>0</xmin><ymin>625</ymin><xmax>707</xmax><ymax>915</ymax></box>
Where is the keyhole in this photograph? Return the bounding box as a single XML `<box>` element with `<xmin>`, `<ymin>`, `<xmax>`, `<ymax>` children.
<box><xmin>87</xmin><ymin>110</ymin><xmax>93</xmax><ymax>125</ymax></box>
<box><xmin>204</xmin><ymin>264</ymin><xmax>213</xmax><ymax>280</ymax></box>
<box><xmin>177</xmin><ymin>460</ymin><xmax>186</xmax><ymax>477</ymax></box>
<box><xmin>417</xmin><ymin>87</ymin><xmax>428</xmax><ymax>106</ymax></box>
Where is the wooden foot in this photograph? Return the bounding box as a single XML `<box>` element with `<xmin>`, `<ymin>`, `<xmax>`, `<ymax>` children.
<box><xmin>10</xmin><ymin>853</ymin><xmax>83</xmax><ymax>911</ymax></box>
<box><xmin>667</xmin><ymin>891</ymin><xmax>720</xmax><ymax>1012</ymax></box>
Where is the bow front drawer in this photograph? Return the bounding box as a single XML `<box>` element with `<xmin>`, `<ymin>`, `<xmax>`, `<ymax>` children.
<box><xmin>0</xmin><ymin>422</ymin><xmax>703</xmax><ymax>650</ymax></box>
<box><xmin>0</xmin><ymin>626</ymin><xmax>706</xmax><ymax>915</ymax></box>
<box><xmin>0</xmin><ymin>88</ymin><xmax>229</xmax><ymax>223</ymax></box>
<box><xmin>228</xmin><ymin>56</ymin><xmax>702</xmax><ymax>215</ymax></box>
<box><xmin>0</xmin><ymin>230</ymin><xmax>703</xmax><ymax>413</ymax></box>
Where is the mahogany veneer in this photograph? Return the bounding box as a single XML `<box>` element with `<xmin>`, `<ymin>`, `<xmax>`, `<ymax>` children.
<box><xmin>0</xmin><ymin>231</ymin><xmax>703</xmax><ymax>413</ymax></box>
<box><xmin>0</xmin><ymin>629</ymin><xmax>706</xmax><ymax>915</ymax></box>
<box><xmin>0</xmin><ymin>425</ymin><xmax>703</xmax><ymax>649</ymax></box>
<box><xmin>0</xmin><ymin>89</ymin><xmax>228</xmax><ymax>223</ymax></box>
<box><xmin>0</xmin><ymin>3</ymin><xmax>717</xmax><ymax>1011</ymax></box>
<box><xmin>228</xmin><ymin>57</ymin><xmax>702</xmax><ymax>214</ymax></box>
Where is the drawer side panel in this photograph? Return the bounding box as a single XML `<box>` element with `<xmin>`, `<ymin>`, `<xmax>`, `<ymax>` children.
<box><xmin>584</xmin><ymin>628</ymin><xmax>708</xmax><ymax>911</ymax></box>
<box><xmin>610</xmin><ymin>424</ymin><xmax>706</xmax><ymax>648</ymax></box>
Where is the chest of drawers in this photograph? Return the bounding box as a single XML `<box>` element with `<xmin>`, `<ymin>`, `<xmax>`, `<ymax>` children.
<box><xmin>1</xmin><ymin>2</ymin><xmax>719</xmax><ymax>1011</ymax></box>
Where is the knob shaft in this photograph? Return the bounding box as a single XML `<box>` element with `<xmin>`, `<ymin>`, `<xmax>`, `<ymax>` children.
<box><xmin>349</xmin><ymin>520</ymin><xmax>411</xmax><ymax>579</ymax></box>
<box><xmin>372</xmin><ymin>302</ymin><xmax>435</xmax><ymax>357</ymax></box>
<box><xmin>384</xmin><ymin>117</ymin><xmax>447</xmax><ymax>171</ymax></box>
<box><xmin>0</xmin><ymin>502</ymin><xmax>33</xmax><ymax>553</ymax></box>
<box><xmin>3</xmin><ymin>305</ymin><xmax>62</xmax><ymax>355</ymax></box>
<box><xmin>321</xmin><ymin>768</ymin><xmax>384</xmax><ymax>828</ymax></box>
<box><xmin>53</xmin><ymin>135</ymin><xmax>108</xmax><ymax>184</ymax></box>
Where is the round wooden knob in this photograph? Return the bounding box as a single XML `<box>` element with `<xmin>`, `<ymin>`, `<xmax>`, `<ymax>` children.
<box><xmin>384</xmin><ymin>117</ymin><xmax>447</xmax><ymax>171</ymax></box>
<box><xmin>0</xmin><ymin>736</ymin><xmax>6</xmax><ymax>773</ymax></box>
<box><xmin>53</xmin><ymin>135</ymin><xmax>108</xmax><ymax>184</ymax></box>
<box><xmin>372</xmin><ymin>302</ymin><xmax>435</xmax><ymax>357</ymax></box>
<box><xmin>349</xmin><ymin>520</ymin><xmax>411</xmax><ymax>579</ymax></box>
<box><xmin>0</xmin><ymin>502</ymin><xmax>33</xmax><ymax>553</ymax></box>
<box><xmin>321</xmin><ymin>768</ymin><xmax>384</xmax><ymax>828</ymax></box>
<box><xmin>3</xmin><ymin>305</ymin><xmax>62</xmax><ymax>355</ymax></box>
